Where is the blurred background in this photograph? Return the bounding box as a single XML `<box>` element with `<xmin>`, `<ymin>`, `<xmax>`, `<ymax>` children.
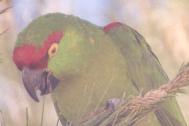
<box><xmin>0</xmin><ymin>0</ymin><xmax>189</xmax><ymax>125</ymax></box>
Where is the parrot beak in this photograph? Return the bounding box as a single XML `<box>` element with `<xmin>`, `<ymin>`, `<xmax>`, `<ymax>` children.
<box><xmin>22</xmin><ymin>67</ymin><xmax>59</xmax><ymax>102</ymax></box>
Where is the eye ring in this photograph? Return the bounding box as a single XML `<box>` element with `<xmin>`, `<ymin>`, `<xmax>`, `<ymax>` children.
<box><xmin>48</xmin><ymin>43</ymin><xmax>58</xmax><ymax>58</ymax></box>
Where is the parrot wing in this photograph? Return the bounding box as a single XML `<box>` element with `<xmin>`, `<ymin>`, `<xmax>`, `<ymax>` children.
<box><xmin>103</xmin><ymin>22</ymin><xmax>186</xmax><ymax>126</ymax></box>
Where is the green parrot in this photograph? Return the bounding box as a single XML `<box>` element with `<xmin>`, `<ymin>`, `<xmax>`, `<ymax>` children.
<box><xmin>12</xmin><ymin>13</ymin><xmax>186</xmax><ymax>126</ymax></box>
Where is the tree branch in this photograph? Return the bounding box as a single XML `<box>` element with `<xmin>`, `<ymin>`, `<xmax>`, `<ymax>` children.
<box><xmin>79</xmin><ymin>63</ymin><xmax>189</xmax><ymax>126</ymax></box>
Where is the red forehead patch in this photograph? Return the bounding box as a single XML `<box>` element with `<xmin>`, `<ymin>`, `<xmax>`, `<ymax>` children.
<box><xmin>13</xmin><ymin>31</ymin><xmax>63</xmax><ymax>70</ymax></box>
<box><xmin>42</xmin><ymin>31</ymin><xmax>63</xmax><ymax>50</ymax></box>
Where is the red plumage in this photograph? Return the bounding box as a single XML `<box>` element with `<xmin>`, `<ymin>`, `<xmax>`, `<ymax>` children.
<box><xmin>103</xmin><ymin>22</ymin><xmax>122</xmax><ymax>33</ymax></box>
<box><xmin>13</xmin><ymin>31</ymin><xmax>63</xmax><ymax>70</ymax></box>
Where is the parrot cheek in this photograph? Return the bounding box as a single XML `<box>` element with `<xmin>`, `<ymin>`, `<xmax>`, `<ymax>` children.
<box><xmin>22</xmin><ymin>67</ymin><xmax>59</xmax><ymax>102</ymax></box>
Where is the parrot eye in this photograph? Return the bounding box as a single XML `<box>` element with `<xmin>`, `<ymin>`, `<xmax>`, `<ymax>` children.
<box><xmin>48</xmin><ymin>43</ymin><xmax>58</xmax><ymax>57</ymax></box>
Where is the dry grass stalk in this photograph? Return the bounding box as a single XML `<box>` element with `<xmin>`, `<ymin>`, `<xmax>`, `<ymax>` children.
<box><xmin>0</xmin><ymin>110</ymin><xmax>6</xmax><ymax>126</ymax></box>
<box><xmin>40</xmin><ymin>97</ymin><xmax>46</xmax><ymax>126</ymax></box>
<box><xmin>26</xmin><ymin>108</ymin><xmax>29</xmax><ymax>126</ymax></box>
<box><xmin>80</xmin><ymin>63</ymin><xmax>189</xmax><ymax>126</ymax></box>
<box><xmin>56</xmin><ymin>119</ymin><xmax>60</xmax><ymax>126</ymax></box>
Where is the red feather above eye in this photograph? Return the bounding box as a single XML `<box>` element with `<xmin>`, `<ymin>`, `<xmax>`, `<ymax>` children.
<box><xmin>13</xmin><ymin>31</ymin><xmax>63</xmax><ymax>70</ymax></box>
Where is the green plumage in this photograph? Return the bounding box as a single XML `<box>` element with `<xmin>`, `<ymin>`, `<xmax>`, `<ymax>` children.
<box><xmin>16</xmin><ymin>13</ymin><xmax>186</xmax><ymax>126</ymax></box>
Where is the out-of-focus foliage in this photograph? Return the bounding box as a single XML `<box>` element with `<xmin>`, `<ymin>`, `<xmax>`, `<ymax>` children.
<box><xmin>0</xmin><ymin>0</ymin><xmax>189</xmax><ymax>125</ymax></box>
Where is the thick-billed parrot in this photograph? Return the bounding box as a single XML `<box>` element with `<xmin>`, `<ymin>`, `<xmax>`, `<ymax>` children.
<box><xmin>12</xmin><ymin>13</ymin><xmax>186</xmax><ymax>126</ymax></box>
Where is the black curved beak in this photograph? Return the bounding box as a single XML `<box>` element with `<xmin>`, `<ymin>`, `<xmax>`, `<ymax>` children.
<box><xmin>22</xmin><ymin>67</ymin><xmax>59</xmax><ymax>102</ymax></box>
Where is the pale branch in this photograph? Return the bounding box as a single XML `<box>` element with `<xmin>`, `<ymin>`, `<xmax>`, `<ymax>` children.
<box><xmin>0</xmin><ymin>6</ymin><xmax>11</xmax><ymax>36</ymax></box>
<box><xmin>0</xmin><ymin>6</ymin><xmax>12</xmax><ymax>15</ymax></box>
<box><xmin>79</xmin><ymin>63</ymin><xmax>189</xmax><ymax>126</ymax></box>
<box><xmin>0</xmin><ymin>28</ymin><xmax>8</xmax><ymax>36</ymax></box>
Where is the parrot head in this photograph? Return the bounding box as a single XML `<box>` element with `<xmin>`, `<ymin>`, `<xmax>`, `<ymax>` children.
<box><xmin>13</xmin><ymin>13</ymin><xmax>97</xmax><ymax>102</ymax></box>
